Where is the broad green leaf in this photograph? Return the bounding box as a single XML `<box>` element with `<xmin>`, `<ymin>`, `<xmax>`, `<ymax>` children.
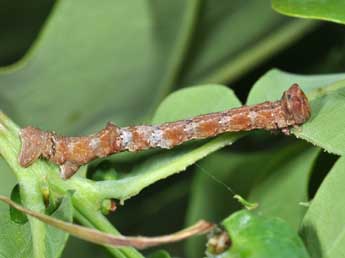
<box><xmin>0</xmin><ymin>195</ymin><xmax>72</xmax><ymax>258</ymax></box>
<box><xmin>248</xmin><ymin>144</ymin><xmax>319</xmax><ymax>229</ymax></box>
<box><xmin>246</xmin><ymin>69</ymin><xmax>345</xmax><ymax>104</ymax></box>
<box><xmin>213</xmin><ymin>210</ymin><xmax>310</xmax><ymax>258</ymax></box>
<box><xmin>153</xmin><ymin>85</ymin><xmax>241</xmax><ymax>123</ymax></box>
<box><xmin>301</xmin><ymin>156</ymin><xmax>345</xmax><ymax>258</ymax></box>
<box><xmin>272</xmin><ymin>0</ymin><xmax>345</xmax><ymax>25</ymax></box>
<box><xmin>247</xmin><ymin>69</ymin><xmax>345</xmax><ymax>155</ymax></box>
<box><xmin>185</xmin><ymin>141</ymin><xmax>315</xmax><ymax>258</ymax></box>
<box><xmin>10</xmin><ymin>184</ymin><xmax>28</xmax><ymax>224</ymax></box>
<box><xmin>0</xmin><ymin>0</ymin><xmax>198</xmax><ymax>134</ymax></box>
<box><xmin>97</xmin><ymin>85</ymin><xmax>242</xmax><ymax>201</ymax></box>
<box><xmin>0</xmin><ymin>0</ymin><xmax>316</xmax><ymax>129</ymax></box>
<box><xmin>180</xmin><ymin>0</ymin><xmax>317</xmax><ymax>85</ymax></box>
<box><xmin>185</xmin><ymin>150</ymin><xmax>277</xmax><ymax>258</ymax></box>
<box><xmin>45</xmin><ymin>196</ymin><xmax>73</xmax><ymax>258</ymax></box>
<box><xmin>0</xmin><ymin>202</ymin><xmax>33</xmax><ymax>257</ymax></box>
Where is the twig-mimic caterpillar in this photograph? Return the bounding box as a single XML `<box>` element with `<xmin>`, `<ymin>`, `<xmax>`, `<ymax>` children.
<box><xmin>18</xmin><ymin>84</ymin><xmax>311</xmax><ymax>179</ymax></box>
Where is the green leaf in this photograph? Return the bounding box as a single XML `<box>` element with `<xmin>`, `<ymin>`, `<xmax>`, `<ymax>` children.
<box><xmin>185</xmin><ymin>150</ymin><xmax>276</xmax><ymax>258</ymax></box>
<box><xmin>10</xmin><ymin>184</ymin><xmax>28</xmax><ymax>224</ymax></box>
<box><xmin>301</xmin><ymin>156</ymin><xmax>345</xmax><ymax>258</ymax></box>
<box><xmin>45</xmin><ymin>196</ymin><xmax>73</xmax><ymax>258</ymax></box>
<box><xmin>153</xmin><ymin>85</ymin><xmax>241</xmax><ymax>123</ymax></box>
<box><xmin>0</xmin><ymin>195</ymin><xmax>72</xmax><ymax>258</ymax></box>
<box><xmin>0</xmin><ymin>202</ymin><xmax>33</xmax><ymax>257</ymax></box>
<box><xmin>185</xmin><ymin>141</ymin><xmax>317</xmax><ymax>258</ymax></box>
<box><xmin>0</xmin><ymin>1</ymin><xmax>317</xmax><ymax>135</ymax></box>
<box><xmin>248</xmin><ymin>143</ymin><xmax>319</xmax><ymax>229</ymax></box>
<box><xmin>181</xmin><ymin>0</ymin><xmax>317</xmax><ymax>84</ymax></box>
<box><xmin>247</xmin><ymin>69</ymin><xmax>345</xmax><ymax>155</ymax></box>
<box><xmin>0</xmin><ymin>0</ymin><xmax>198</xmax><ymax>134</ymax></box>
<box><xmin>246</xmin><ymin>69</ymin><xmax>345</xmax><ymax>104</ymax></box>
<box><xmin>213</xmin><ymin>210</ymin><xmax>310</xmax><ymax>258</ymax></box>
<box><xmin>272</xmin><ymin>0</ymin><xmax>345</xmax><ymax>25</ymax></box>
<box><xmin>97</xmin><ymin>85</ymin><xmax>243</xmax><ymax>201</ymax></box>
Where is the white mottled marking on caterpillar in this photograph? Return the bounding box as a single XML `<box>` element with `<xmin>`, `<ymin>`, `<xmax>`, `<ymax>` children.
<box><xmin>90</xmin><ymin>138</ymin><xmax>100</xmax><ymax>150</ymax></box>
<box><xmin>183</xmin><ymin>120</ymin><xmax>195</xmax><ymax>136</ymax></box>
<box><xmin>249</xmin><ymin>111</ymin><xmax>257</xmax><ymax>125</ymax></box>
<box><xmin>149</xmin><ymin>127</ymin><xmax>163</xmax><ymax>147</ymax></box>
<box><xmin>119</xmin><ymin>128</ymin><xmax>132</xmax><ymax>149</ymax></box>
<box><xmin>219</xmin><ymin>116</ymin><xmax>231</xmax><ymax>126</ymax></box>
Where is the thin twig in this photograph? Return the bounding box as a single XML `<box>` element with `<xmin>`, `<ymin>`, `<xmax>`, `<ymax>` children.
<box><xmin>0</xmin><ymin>195</ymin><xmax>213</xmax><ymax>249</ymax></box>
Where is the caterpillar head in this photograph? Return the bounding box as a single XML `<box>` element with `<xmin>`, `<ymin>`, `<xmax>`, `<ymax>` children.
<box><xmin>281</xmin><ymin>83</ymin><xmax>311</xmax><ymax>125</ymax></box>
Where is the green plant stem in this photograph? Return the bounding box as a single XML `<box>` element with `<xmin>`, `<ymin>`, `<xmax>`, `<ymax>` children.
<box><xmin>0</xmin><ymin>113</ymin><xmax>47</xmax><ymax>258</ymax></box>
<box><xmin>49</xmin><ymin>170</ymin><xmax>144</xmax><ymax>257</ymax></box>
<box><xmin>200</xmin><ymin>20</ymin><xmax>318</xmax><ymax>84</ymax></box>
<box><xmin>73</xmin><ymin>210</ymin><xmax>126</xmax><ymax>258</ymax></box>
<box><xmin>75</xmin><ymin>202</ymin><xmax>144</xmax><ymax>258</ymax></box>
<box><xmin>0</xmin><ymin>113</ymin><xmax>143</xmax><ymax>258</ymax></box>
<box><xmin>20</xmin><ymin>176</ymin><xmax>47</xmax><ymax>258</ymax></box>
<box><xmin>74</xmin><ymin>209</ymin><xmax>94</xmax><ymax>227</ymax></box>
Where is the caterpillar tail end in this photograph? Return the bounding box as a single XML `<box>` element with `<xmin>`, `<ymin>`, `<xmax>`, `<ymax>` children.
<box><xmin>18</xmin><ymin>126</ymin><xmax>48</xmax><ymax>167</ymax></box>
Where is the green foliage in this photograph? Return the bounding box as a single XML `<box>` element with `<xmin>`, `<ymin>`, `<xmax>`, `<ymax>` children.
<box><xmin>272</xmin><ymin>0</ymin><xmax>345</xmax><ymax>24</ymax></box>
<box><xmin>247</xmin><ymin>144</ymin><xmax>319</xmax><ymax>229</ymax></box>
<box><xmin>0</xmin><ymin>0</ymin><xmax>314</xmax><ymax>134</ymax></box>
<box><xmin>212</xmin><ymin>210</ymin><xmax>310</xmax><ymax>258</ymax></box>
<box><xmin>185</xmin><ymin>142</ymin><xmax>317</xmax><ymax>258</ymax></box>
<box><xmin>301</xmin><ymin>157</ymin><xmax>345</xmax><ymax>258</ymax></box>
<box><xmin>185</xmin><ymin>150</ymin><xmax>273</xmax><ymax>258</ymax></box>
<box><xmin>247</xmin><ymin>69</ymin><xmax>345</xmax><ymax>155</ymax></box>
<box><xmin>10</xmin><ymin>184</ymin><xmax>28</xmax><ymax>224</ymax></box>
<box><xmin>0</xmin><ymin>195</ymin><xmax>72</xmax><ymax>258</ymax></box>
<box><xmin>0</xmin><ymin>1</ymin><xmax>345</xmax><ymax>258</ymax></box>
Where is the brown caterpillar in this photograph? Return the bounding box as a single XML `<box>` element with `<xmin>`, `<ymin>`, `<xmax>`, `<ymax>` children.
<box><xmin>18</xmin><ymin>84</ymin><xmax>311</xmax><ymax>179</ymax></box>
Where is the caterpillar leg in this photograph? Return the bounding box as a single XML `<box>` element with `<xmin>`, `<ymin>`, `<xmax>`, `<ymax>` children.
<box><xmin>60</xmin><ymin>161</ymin><xmax>80</xmax><ymax>179</ymax></box>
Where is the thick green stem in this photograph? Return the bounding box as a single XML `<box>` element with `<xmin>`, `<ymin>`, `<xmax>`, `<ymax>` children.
<box><xmin>19</xmin><ymin>176</ymin><xmax>47</xmax><ymax>258</ymax></box>
<box><xmin>0</xmin><ymin>113</ymin><xmax>144</xmax><ymax>258</ymax></box>
<box><xmin>0</xmin><ymin>113</ymin><xmax>47</xmax><ymax>258</ymax></box>
<box><xmin>74</xmin><ymin>204</ymin><xmax>144</xmax><ymax>258</ymax></box>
